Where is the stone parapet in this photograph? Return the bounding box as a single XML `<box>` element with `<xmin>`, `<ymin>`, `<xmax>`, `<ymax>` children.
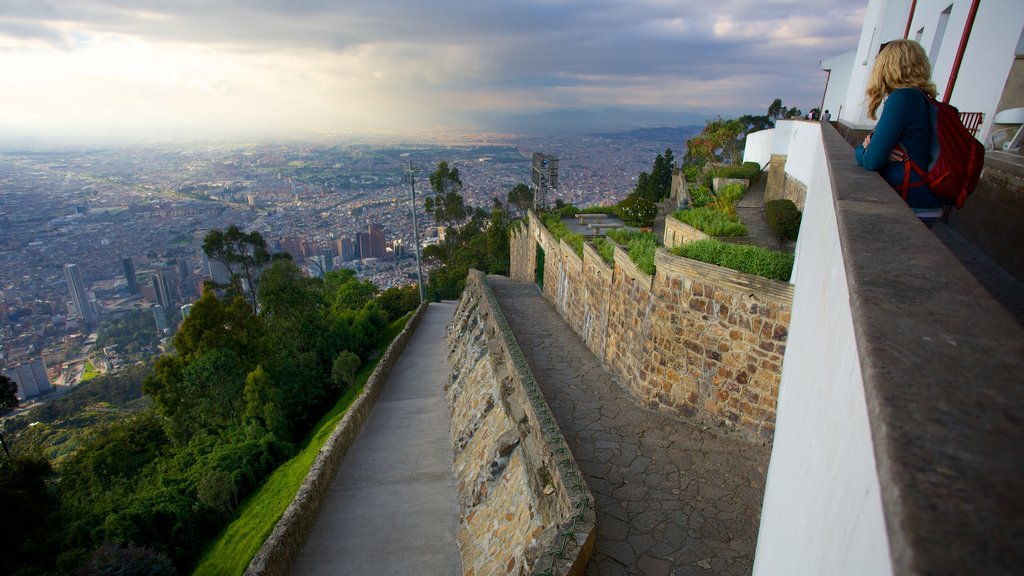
<box><xmin>510</xmin><ymin>215</ymin><xmax>793</xmax><ymax>441</ymax></box>
<box><xmin>446</xmin><ymin>270</ymin><xmax>596</xmax><ymax>576</ymax></box>
<box><xmin>663</xmin><ymin>214</ymin><xmax>710</xmax><ymax>249</ymax></box>
<box><xmin>244</xmin><ymin>302</ymin><xmax>431</xmax><ymax>576</ymax></box>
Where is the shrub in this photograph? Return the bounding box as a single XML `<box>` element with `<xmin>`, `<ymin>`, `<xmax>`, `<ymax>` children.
<box><xmin>540</xmin><ymin>214</ymin><xmax>585</xmax><ymax>257</ymax></box>
<box><xmin>765</xmin><ymin>199</ymin><xmax>802</xmax><ymax>241</ymax></box>
<box><xmin>577</xmin><ymin>205</ymin><xmax>619</xmax><ymax>216</ymax></box>
<box><xmin>554</xmin><ymin>204</ymin><xmax>581</xmax><ymax>218</ymax></box>
<box><xmin>672</xmin><ymin>239</ymin><xmax>794</xmax><ymax>281</ymax></box>
<box><xmin>716</xmin><ymin>161</ymin><xmax>762</xmax><ymax>181</ymax></box>
<box><xmin>688</xmin><ymin>184</ymin><xmax>713</xmax><ymax>208</ymax></box>
<box><xmin>589</xmin><ymin>237</ymin><xmax>616</xmax><ymax>265</ymax></box>
<box><xmin>606</xmin><ymin>228</ymin><xmax>657</xmax><ymax>275</ymax></box>
<box><xmin>673</xmin><ymin>207</ymin><xmax>748</xmax><ymax>237</ymax></box>
<box><xmin>615</xmin><ymin>193</ymin><xmax>657</xmax><ymax>228</ymax></box>
<box><xmin>711</xmin><ymin>182</ymin><xmax>746</xmax><ymax>217</ymax></box>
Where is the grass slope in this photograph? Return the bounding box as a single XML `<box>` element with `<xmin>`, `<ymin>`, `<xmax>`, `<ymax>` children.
<box><xmin>191</xmin><ymin>314</ymin><xmax>411</xmax><ymax>575</ymax></box>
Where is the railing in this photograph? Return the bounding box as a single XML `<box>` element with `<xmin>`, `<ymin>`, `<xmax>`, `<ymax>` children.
<box><xmin>959</xmin><ymin>111</ymin><xmax>984</xmax><ymax>137</ymax></box>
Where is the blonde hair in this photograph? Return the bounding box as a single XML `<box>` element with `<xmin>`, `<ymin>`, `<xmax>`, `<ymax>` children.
<box><xmin>865</xmin><ymin>39</ymin><xmax>937</xmax><ymax>119</ymax></box>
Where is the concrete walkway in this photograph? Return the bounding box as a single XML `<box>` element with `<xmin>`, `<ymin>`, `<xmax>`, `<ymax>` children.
<box><xmin>732</xmin><ymin>174</ymin><xmax>795</xmax><ymax>253</ymax></box>
<box><xmin>488</xmin><ymin>276</ymin><xmax>770</xmax><ymax>576</ymax></box>
<box><xmin>292</xmin><ymin>302</ymin><xmax>461</xmax><ymax>576</ymax></box>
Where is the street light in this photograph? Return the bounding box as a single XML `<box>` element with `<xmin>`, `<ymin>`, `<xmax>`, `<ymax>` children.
<box><xmin>406</xmin><ymin>160</ymin><xmax>426</xmax><ymax>303</ymax></box>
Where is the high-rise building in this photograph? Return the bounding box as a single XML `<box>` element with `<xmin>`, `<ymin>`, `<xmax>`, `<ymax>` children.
<box><xmin>180</xmin><ymin>303</ymin><xmax>193</xmax><ymax>320</ymax></box>
<box><xmin>372</xmin><ymin>224</ymin><xmax>386</xmax><ymax>258</ymax></box>
<box><xmin>339</xmin><ymin>237</ymin><xmax>356</xmax><ymax>261</ymax></box>
<box><xmin>153</xmin><ymin>305</ymin><xmax>167</xmax><ymax>332</ymax></box>
<box><xmin>153</xmin><ymin>271</ymin><xmax>174</xmax><ymax>311</ymax></box>
<box><xmin>320</xmin><ymin>247</ymin><xmax>334</xmax><ymax>272</ymax></box>
<box><xmin>122</xmin><ymin>258</ymin><xmax>139</xmax><ymax>295</ymax></box>
<box><xmin>63</xmin><ymin>263</ymin><xmax>96</xmax><ymax>326</ymax></box>
<box><xmin>3</xmin><ymin>358</ymin><xmax>52</xmax><ymax>400</ymax></box>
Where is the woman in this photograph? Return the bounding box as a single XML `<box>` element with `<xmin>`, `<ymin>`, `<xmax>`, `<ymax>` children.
<box><xmin>855</xmin><ymin>39</ymin><xmax>942</xmax><ymax>219</ymax></box>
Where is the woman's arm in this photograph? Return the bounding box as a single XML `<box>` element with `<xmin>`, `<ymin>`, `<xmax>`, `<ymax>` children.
<box><xmin>859</xmin><ymin>90</ymin><xmax>913</xmax><ymax>170</ymax></box>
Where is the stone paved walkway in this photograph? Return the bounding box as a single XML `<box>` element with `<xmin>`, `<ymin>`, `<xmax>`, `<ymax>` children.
<box><xmin>488</xmin><ymin>276</ymin><xmax>770</xmax><ymax>576</ymax></box>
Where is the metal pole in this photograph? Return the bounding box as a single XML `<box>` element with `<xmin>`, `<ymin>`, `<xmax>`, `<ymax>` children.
<box><xmin>408</xmin><ymin>160</ymin><xmax>426</xmax><ymax>303</ymax></box>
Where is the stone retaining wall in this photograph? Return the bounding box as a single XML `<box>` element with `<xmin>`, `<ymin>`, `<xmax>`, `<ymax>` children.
<box><xmin>447</xmin><ymin>271</ymin><xmax>596</xmax><ymax>576</ymax></box>
<box><xmin>244</xmin><ymin>302</ymin><xmax>430</xmax><ymax>576</ymax></box>
<box><xmin>514</xmin><ymin>211</ymin><xmax>793</xmax><ymax>441</ymax></box>
<box><xmin>663</xmin><ymin>214</ymin><xmax>710</xmax><ymax>249</ymax></box>
<box><xmin>764</xmin><ymin>154</ymin><xmax>807</xmax><ymax>210</ymax></box>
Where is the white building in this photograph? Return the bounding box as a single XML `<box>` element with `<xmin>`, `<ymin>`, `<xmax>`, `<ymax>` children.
<box><xmin>3</xmin><ymin>358</ymin><xmax>52</xmax><ymax>400</ymax></box>
<box><xmin>821</xmin><ymin>0</ymin><xmax>1024</xmax><ymax>147</ymax></box>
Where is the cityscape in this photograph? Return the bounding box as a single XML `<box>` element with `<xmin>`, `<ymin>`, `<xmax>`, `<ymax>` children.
<box><xmin>0</xmin><ymin>127</ymin><xmax>694</xmax><ymax>401</ymax></box>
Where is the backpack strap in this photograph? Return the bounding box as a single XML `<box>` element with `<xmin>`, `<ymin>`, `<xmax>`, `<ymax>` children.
<box><xmin>897</xmin><ymin>144</ymin><xmax>927</xmax><ymax>202</ymax></box>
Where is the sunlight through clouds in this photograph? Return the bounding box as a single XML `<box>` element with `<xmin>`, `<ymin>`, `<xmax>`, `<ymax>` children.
<box><xmin>0</xmin><ymin>0</ymin><xmax>865</xmax><ymax>139</ymax></box>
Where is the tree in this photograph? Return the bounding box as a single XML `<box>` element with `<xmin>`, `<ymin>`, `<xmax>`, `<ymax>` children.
<box><xmin>202</xmin><ymin>225</ymin><xmax>270</xmax><ymax>312</ymax></box>
<box><xmin>0</xmin><ymin>375</ymin><xmax>18</xmax><ymax>461</ymax></box>
<box><xmin>768</xmin><ymin>98</ymin><xmax>783</xmax><ymax>122</ymax></box>
<box><xmin>507</xmin><ymin>183</ymin><xmax>534</xmax><ymax>215</ymax></box>
<box><xmin>331</xmin><ymin>351</ymin><xmax>361</xmax><ymax>391</ymax></box>
<box><xmin>685</xmin><ymin>118</ymin><xmax>746</xmax><ymax>168</ymax></box>
<box><xmin>425</xmin><ymin>161</ymin><xmax>467</xmax><ymax>231</ymax></box>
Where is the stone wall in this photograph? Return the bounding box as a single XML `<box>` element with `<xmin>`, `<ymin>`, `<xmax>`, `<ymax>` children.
<box><xmin>947</xmin><ymin>154</ymin><xmax>1024</xmax><ymax>281</ymax></box>
<box><xmin>447</xmin><ymin>270</ymin><xmax>596</xmax><ymax>576</ymax></box>
<box><xmin>645</xmin><ymin>250</ymin><xmax>791</xmax><ymax>440</ymax></box>
<box><xmin>663</xmin><ymin>214</ymin><xmax>710</xmax><ymax>249</ymax></box>
<box><xmin>245</xmin><ymin>302</ymin><xmax>430</xmax><ymax>576</ymax></box>
<box><xmin>512</xmin><ymin>211</ymin><xmax>793</xmax><ymax>441</ymax></box>
<box><xmin>510</xmin><ymin>222</ymin><xmax>536</xmax><ymax>283</ymax></box>
<box><xmin>764</xmin><ymin>154</ymin><xmax>808</xmax><ymax>210</ymax></box>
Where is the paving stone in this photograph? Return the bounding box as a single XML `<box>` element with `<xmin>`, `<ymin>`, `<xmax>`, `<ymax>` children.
<box><xmin>487</xmin><ymin>276</ymin><xmax>770</xmax><ymax>575</ymax></box>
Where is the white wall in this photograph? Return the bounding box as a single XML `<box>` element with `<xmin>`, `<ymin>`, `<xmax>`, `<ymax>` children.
<box><xmin>912</xmin><ymin>0</ymin><xmax>1024</xmax><ymax>143</ymax></box>
<box><xmin>821</xmin><ymin>51</ymin><xmax>855</xmax><ymax>121</ymax></box>
<box><xmin>830</xmin><ymin>0</ymin><xmax>1024</xmax><ymax>141</ymax></box>
<box><xmin>751</xmin><ymin>124</ymin><xmax>893</xmax><ymax>576</ymax></box>
<box><xmin>743</xmin><ymin>128</ymin><xmax>774</xmax><ymax>168</ymax></box>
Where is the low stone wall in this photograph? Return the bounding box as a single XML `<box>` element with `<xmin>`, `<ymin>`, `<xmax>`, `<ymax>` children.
<box><xmin>664</xmin><ymin>214</ymin><xmax>710</xmax><ymax>249</ymax></box>
<box><xmin>244</xmin><ymin>302</ymin><xmax>430</xmax><ymax>576</ymax></box>
<box><xmin>514</xmin><ymin>211</ymin><xmax>793</xmax><ymax>441</ymax></box>
<box><xmin>447</xmin><ymin>271</ymin><xmax>596</xmax><ymax>576</ymax></box>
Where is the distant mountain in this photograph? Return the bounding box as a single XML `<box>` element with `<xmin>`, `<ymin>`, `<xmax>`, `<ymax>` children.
<box><xmin>487</xmin><ymin>108</ymin><xmax>713</xmax><ymax>134</ymax></box>
<box><xmin>593</xmin><ymin>125</ymin><xmax>705</xmax><ymax>142</ymax></box>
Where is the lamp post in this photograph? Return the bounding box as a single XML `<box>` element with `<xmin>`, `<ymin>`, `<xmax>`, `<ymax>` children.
<box><xmin>407</xmin><ymin>160</ymin><xmax>426</xmax><ymax>303</ymax></box>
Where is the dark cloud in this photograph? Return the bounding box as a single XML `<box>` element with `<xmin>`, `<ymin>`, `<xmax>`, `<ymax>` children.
<box><xmin>2</xmin><ymin>0</ymin><xmax>864</xmax><ymax>121</ymax></box>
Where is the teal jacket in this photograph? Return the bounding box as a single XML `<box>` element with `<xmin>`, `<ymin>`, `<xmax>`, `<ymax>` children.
<box><xmin>855</xmin><ymin>88</ymin><xmax>941</xmax><ymax>210</ymax></box>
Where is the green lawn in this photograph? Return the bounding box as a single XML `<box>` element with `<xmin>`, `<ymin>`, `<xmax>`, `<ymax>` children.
<box><xmin>191</xmin><ymin>313</ymin><xmax>412</xmax><ymax>575</ymax></box>
<box><xmin>81</xmin><ymin>359</ymin><xmax>99</xmax><ymax>382</ymax></box>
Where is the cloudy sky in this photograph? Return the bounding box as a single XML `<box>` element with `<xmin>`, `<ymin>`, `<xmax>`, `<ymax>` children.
<box><xmin>0</xmin><ymin>0</ymin><xmax>865</xmax><ymax>140</ymax></box>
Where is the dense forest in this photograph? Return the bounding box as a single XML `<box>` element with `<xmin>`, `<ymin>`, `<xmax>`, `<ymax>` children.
<box><xmin>0</xmin><ymin>230</ymin><xmax>420</xmax><ymax>575</ymax></box>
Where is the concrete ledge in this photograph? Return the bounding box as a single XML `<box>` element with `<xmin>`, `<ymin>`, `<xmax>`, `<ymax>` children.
<box><xmin>244</xmin><ymin>301</ymin><xmax>431</xmax><ymax>576</ymax></box>
<box><xmin>823</xmin><ymin>124</ymin><xmax>1024</xmax><ymax>574</ymax></box>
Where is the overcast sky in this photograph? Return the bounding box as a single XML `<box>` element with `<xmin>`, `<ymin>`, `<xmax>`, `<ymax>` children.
<box><xmin>0</xmin><ymin>0</ymin><xmax>865</xmax><ymax>140</ymax></box>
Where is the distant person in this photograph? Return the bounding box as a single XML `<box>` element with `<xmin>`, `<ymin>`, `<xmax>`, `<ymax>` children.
<box><xmin>855</xmin><ymin>39</ymin><xmax>942</xmax><ymax>220</ymax></box>
<box><xmin>820</xmin><ymin>109</ymin><xmax>831</xmax><ymax>123</ymax></box>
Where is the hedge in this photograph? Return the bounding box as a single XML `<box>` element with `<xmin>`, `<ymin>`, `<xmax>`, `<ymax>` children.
<box><xmin>671</xmin><ymin>239</ymin><xmax>793</xmax><ymax>281</ymax></box>
<box><xmin>673</xmin><ymin>207</ymin><xmax>748</xmax><ymax>237</ymax></box>
<box><xmin>765</xmin><ymin>199</ymin><xmax>802</xmax><ymax>241</ymax></box>
<box><xmin>540</xmin><ymin>214</ymin><xmax>585</xmax><ymax>257</ymax></box>
<box><xmin>606</xmin><ymin>228</ymin><xmax>657</xmax><ymax>276</ymax></box>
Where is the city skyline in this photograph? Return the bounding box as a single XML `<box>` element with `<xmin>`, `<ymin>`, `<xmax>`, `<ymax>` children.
<box><xmin>1</xmin><ymin>0</ymin><xmax>864</xmax><ymax>141</ymax></box>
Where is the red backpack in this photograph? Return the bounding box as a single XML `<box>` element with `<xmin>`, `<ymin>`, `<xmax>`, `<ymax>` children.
<box><xmin>899</xmin><ymin>95</ymin><xmax>985</xmax><ymax>209</ymax></box>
